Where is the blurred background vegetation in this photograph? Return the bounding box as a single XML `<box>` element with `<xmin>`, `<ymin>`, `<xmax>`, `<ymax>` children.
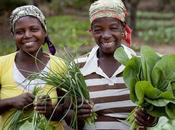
<box><xmin>0</xmin><ymin>0</ymin><xmax>175</xmax><ymax>56</ymax></box>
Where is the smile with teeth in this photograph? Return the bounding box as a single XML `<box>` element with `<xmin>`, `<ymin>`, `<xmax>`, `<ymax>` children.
<box><xmin>25</xmin><ymin>42</ymin><xmax>35</xmax><ymax>46</ymax></box>
<box><xmin>102</xmin><ymin>42</ymin><xmax>115</xmax><ymax>47</ymax></box>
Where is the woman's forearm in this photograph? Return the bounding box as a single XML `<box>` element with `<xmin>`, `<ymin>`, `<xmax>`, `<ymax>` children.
<box><xmin>0</xmin><ymin>98</ymin><xmax>14</xmax><ymax>114</ymax></box>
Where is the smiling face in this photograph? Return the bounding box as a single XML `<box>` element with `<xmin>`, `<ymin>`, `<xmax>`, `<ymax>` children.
<box><xmin>14</xmin><ymin>16</ymin><xmax>47</xmax><ymax>54</ymax></box>
<box><xmin>91</xmin><ymin>17</ymin><xmax>124</xmax><ymax>56</ymax></box>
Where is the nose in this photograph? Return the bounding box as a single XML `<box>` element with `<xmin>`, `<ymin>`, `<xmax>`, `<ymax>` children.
<box><xmin>24</xmin><ymin>30</ymin><xmax>32</xmax><ymax>38</ymax></box>
<box><xmin>102</xmin><ymin>30</ymin><xmax>111</xmax><ymax>40</ymax></box>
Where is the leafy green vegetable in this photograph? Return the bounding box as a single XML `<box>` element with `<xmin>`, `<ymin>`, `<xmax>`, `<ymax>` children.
<box><xmin>148</xmin><ymin>116</ymin><xmax>175</xmax><ymax>130</ymax></box>
<box><xmin>19</xmin><ymin>121</ymin><xmax>34</xmax><ymax>130</ymax></box>
<box><xmin>114</xmin><ymin>46</ymin><xmax>175</xmax><ymax>130</ymax></box>
<box><xmin>3</xmin><ymin>87</ymin><xmax>55</xmax><ymax>130</ymax></box>
<box><xmin>29</xmin><ymin>52</ymin><xmax>97</xmax><ymax>130</ymax></box>
<box><xmin>135</xmin><ymin>81</ymin><xmax>161</xmax><ymax>105</ymax></box>
<box><xmin>123</xmin><ymin>57</ymin><xmax>141</xmax><ymax>102</ymax></box>
<box><xmin>140</xmin><ymin>46</ymin><xmax>160</xmax><ymax>82</ymax></box>
<box><xmin>114</xmin><ymin>46</ymin><xmax>130</xmax><ymax>65</ymax></box>
<box><xmin>152</xmin><ymin>55</ymin><xmax>175</xmax><ymax>93</ymax></box>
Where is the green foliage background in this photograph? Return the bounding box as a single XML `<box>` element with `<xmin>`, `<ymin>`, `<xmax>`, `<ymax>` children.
<box><xmin>1</xmin><ymin>11</ymin><xmax>175</xmax><ymax>56</ymax></box>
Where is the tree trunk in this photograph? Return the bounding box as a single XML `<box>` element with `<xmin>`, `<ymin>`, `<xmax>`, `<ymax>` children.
<box><xmin>90</xmin><ymin>0</ymin><xmax>96</xmax><ymax>3</ymax></box>
<box><xmin>32</xmin><ymin>0</ymin><xmax>38</xmax><ymax>6</ymax></box>
<box><xmin>123</xmin><ymin>0</ymin><xmax>140</xmax><ymax>36</ymax></box>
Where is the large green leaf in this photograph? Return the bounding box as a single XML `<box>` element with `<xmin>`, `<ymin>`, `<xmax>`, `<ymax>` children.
<box><xmin>19</xmin><ymin>121</ymin><xmax>35</xmax><ymax>130</ymax></box>
<box><xmin>140</xmin><ymin>46</ymin><xmax>160</xmax><ymax>83</ymax></box>
<box><xmin>135</xmin><ymin>81</ymin><xmax>161</xmax><ymax>106</ymax></box>
<box><xmin>165</xmin><ymin>103</ymin><xmax>175</xmax><ymax>119</ymax></box>
<box><xmin>145</xmin><ymin>98</ymin><xmax>171</xmax><ymax>107</ymax></box>
<box><xmin>114</xmin><ymin>47</ymin><xmax>130</xmax><ymax>65</ymax></box>
<box><xmin>123</xmin><ymin>57</ymin><xmax>141</xmax><ymax>102</ymax></box>
<box><xmin>148</xmin><ymin>117</ymin><xmax>175</xmax><ymax>130</ymax></box>
<box><xmin>152</xmin><ymin>55</ymin><xmax>175</xmax><ymax>91</ymax></box>
<box><xmin>146</xmin><ymin>106</ymin><xmax>167</xmax><ymax>117</ymax></box>
<box><xmin>171</xmin><ymin>82</ymin><xmax>175</xmax><ymax>96</ymax></box>
<box><xmin>159</xmin><ymin>91</ymin><xmax>175</xmax><ymax>100</ymax></box>
<box><xmin>116</xmin><ymin>45</ymin><xmax>175</xmax><ymax>121</ymax></box>
<box><xmin>144</xmin><ymin>91</ymin><xmax>175</xmax><ymax>107</ymax></box>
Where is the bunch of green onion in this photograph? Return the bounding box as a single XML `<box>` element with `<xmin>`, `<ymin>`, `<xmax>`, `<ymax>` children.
<box><xmin>3</xmin><ymin>86</ymin><xmax>56</xmax><ymax>130</ymax></box>
<box><xmin>4</xmin><ymin>50</ymin><xmax>96</xmax><ymax>130</ymax></box>
<box><xmin>29</xmin><ymin>53</ymin><xmax>97</xmax><ymax>130</ymax></box>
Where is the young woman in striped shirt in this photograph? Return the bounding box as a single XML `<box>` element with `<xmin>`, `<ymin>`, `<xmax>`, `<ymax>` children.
<box><xmin>76</xmin><ymin>0</ymin><xmax>158</xmax><ymax>130</ymax></box>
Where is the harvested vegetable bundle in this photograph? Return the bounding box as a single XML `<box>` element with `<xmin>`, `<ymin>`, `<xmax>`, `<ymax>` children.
<box><xmin>3</xmin><ymin>86</ymin><xmax>56</xmax><ymax>130</ymax></box>
<box><xmin>114</xmin><ymin>46</ymin><xmax>175</xmax><ymax>130</ymax></box>
<box><xmin>30</xmin><ymin>54</ymin><xmax>97</xmax><ymax>130</ymax></box>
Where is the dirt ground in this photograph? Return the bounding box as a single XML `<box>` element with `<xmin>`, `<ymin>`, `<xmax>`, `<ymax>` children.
<box><xmin>151</xmin><ymin>44</ymin><xmax>175</xmax><ymax>55</ymax></box>
<box><xmin>132</xmin><ymin>38</ymin><xmax>175</xmax><ymax>55</ymax></box>
<box><xmin>134</xmin><ymin>43</ymin><xmax>175</xmax><ymax>55</ymax></box>
<box><xmin>136</xmin><ymin>45</ymin><xmax>175</xmax><ymax>55</ymax></box>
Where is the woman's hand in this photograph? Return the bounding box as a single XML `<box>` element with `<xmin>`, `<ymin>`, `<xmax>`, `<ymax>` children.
<box><xmin>62</xmin><ymin>97</ymin><xmax>93</xmax><ymax>119</ymax></box>
<box><xmin>77</xmin><ymin>99</ymin><xmax>93</xmax><ymax>130</ymax></box>
<box><xmin>34</xmin><ymin>95</ymin><xmax>53</xmax><ymax>118</ymax></box>
<box><xmin>135</xmin><ymin>108</ymin><xmax>158</xmax><ymax>128</ymax></box>
<box><xmin>11</xmin><ymin>93</ymin><xmax>34</xmax><ymax>110</ymax></box>
<box><xmin>62</xmin><ymin>98</ymin><xmax>93</xmax><ymax>120</ymax></box>
<box><xmin>77</xmin><ymin>99</ymin><xmax>93</xmax><ymax>121</ymax></box>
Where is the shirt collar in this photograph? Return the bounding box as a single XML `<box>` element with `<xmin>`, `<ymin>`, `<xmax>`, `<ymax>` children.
<box><xmin>80</xmin><ymin>45</ymin><xmax>99</xmax><ymax>76</ymax></box>
<box><xmin>80</xmin><ymin>44</ymin><xmax>136</xmax><ymax>77</ymax></box>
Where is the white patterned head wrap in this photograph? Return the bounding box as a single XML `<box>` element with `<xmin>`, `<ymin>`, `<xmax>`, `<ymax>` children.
<box><xmin>89</xmin><ymin>0</ymin><xmax>127</xmax><ymax>23</ymax></box>
<box><xmin>10</xmin><ymin>5</ymin><xmax>47</xmax><ymax>33</ymax></box>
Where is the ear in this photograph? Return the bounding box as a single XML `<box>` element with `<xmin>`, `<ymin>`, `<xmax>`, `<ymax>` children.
<box><xmin>44</xmin><ymin>31</ymin><xmax>48</xmax><ymax>37</ymax></box>
<box><xmin>88</xmin><ymin>24</ymin><xmax>93</xmax><ymax>33</ymax></box>
<box><xmin>121</xmin><ymin>32</ymin><xmax>125</xmax><ymax>39</ymax></box>
<box><xmin>43</xmin><ymin>33</ymin><xmax>48</xmax><ymax>44</ymax></box>
<box><xmin>88</xmin><ymin>27</ymin><xmax>94</xmax><ymax>38</ymax></box>
<box><xmin>89</xmin><ymin>29</ymin><xmax>96</xmax><ymax>39</ymax></box>
<box><xmin>88</xmin><ymin>28</ymin><xmax>92</xmax><ymax>32</ymax></box>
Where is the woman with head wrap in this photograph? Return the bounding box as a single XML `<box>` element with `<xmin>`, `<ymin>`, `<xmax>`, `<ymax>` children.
<box><xmin>0</xmin><ymin>5</ymin><xmax>66</xmax><ymax>130</ymax></box>
<box><xmin>75</xmin><ymin>0</ymin><xmax>158</xmax><ymax>130</ymax></box>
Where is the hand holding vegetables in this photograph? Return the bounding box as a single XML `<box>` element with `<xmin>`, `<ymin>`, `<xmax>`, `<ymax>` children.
<box><xmin>135</xmin><ymin>108</ymin><xmax>158</xmax><ymax>127</ymax></box>
<box><xmin>62</xmin><ymin>96</ymin><xmax>95</xmax><ymax>126</ymax></box>
<box><xmin>76</xmin><ymin>99</ymin><xmax>95</xmax><ymax>130</ymax></box>
<box><xmin>62</xmin><ymin>98</ymin><xmax>93</xmax><ymax>120</ymax></box>
<box><xmin>11</xmin><ymin>93</ymin><xmax>34</xmax><ymax>110</ymax></box>
<box><xmin>0</xmin><ymin>93</ymin><xmax>34</xmax><ymax>115</ymax></box>
<box><xmin>77</xmin><ymin>99</ymin><xmax>93</xmax><ymax>120</ymax></box>
<box><xmin>114</xmin><ymin>45</ymin><xmax>175</xmax><ymax>130</ymax></box>
<box><xmin>32</xmin><ymin>56</ymin><xmax>97</xmax><ymax>130</ymax></box>
<box><xmin>34</xmin><ymin>95</ymin><xmax>54</xmax><ymax>118</ymax></box>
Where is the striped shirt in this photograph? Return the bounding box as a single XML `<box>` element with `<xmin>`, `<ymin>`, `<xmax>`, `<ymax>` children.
<box><xmin>76</xmin><ymin>45</ymin><xmax>137</xmax><ymax>130</ymax></box>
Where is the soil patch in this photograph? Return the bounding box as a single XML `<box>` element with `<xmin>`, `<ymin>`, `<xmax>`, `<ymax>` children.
<box><xmin>151</xmin><ymin>44</ymin><xmax>175</xmax><ymax>55</ymax></box>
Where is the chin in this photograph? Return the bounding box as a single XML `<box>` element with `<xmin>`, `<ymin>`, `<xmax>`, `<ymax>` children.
<box><xmin>103</xmin><ymin>47</ymin><xmax>115</xmax><ymax>53</ymax></box>
<box><xmin>23</xmin><ymin>47</ymin><xmax>41</xmax><ymax>53</ymax></box>
<box><xmin>103</xmin><ymin>50</ymin><xmax>115</xmax><ymax>55</ymax></box>
<box><xmin>22</xmin><ymin>49</ymin><xmax>37</xmax><ymax>54</ymax></box>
